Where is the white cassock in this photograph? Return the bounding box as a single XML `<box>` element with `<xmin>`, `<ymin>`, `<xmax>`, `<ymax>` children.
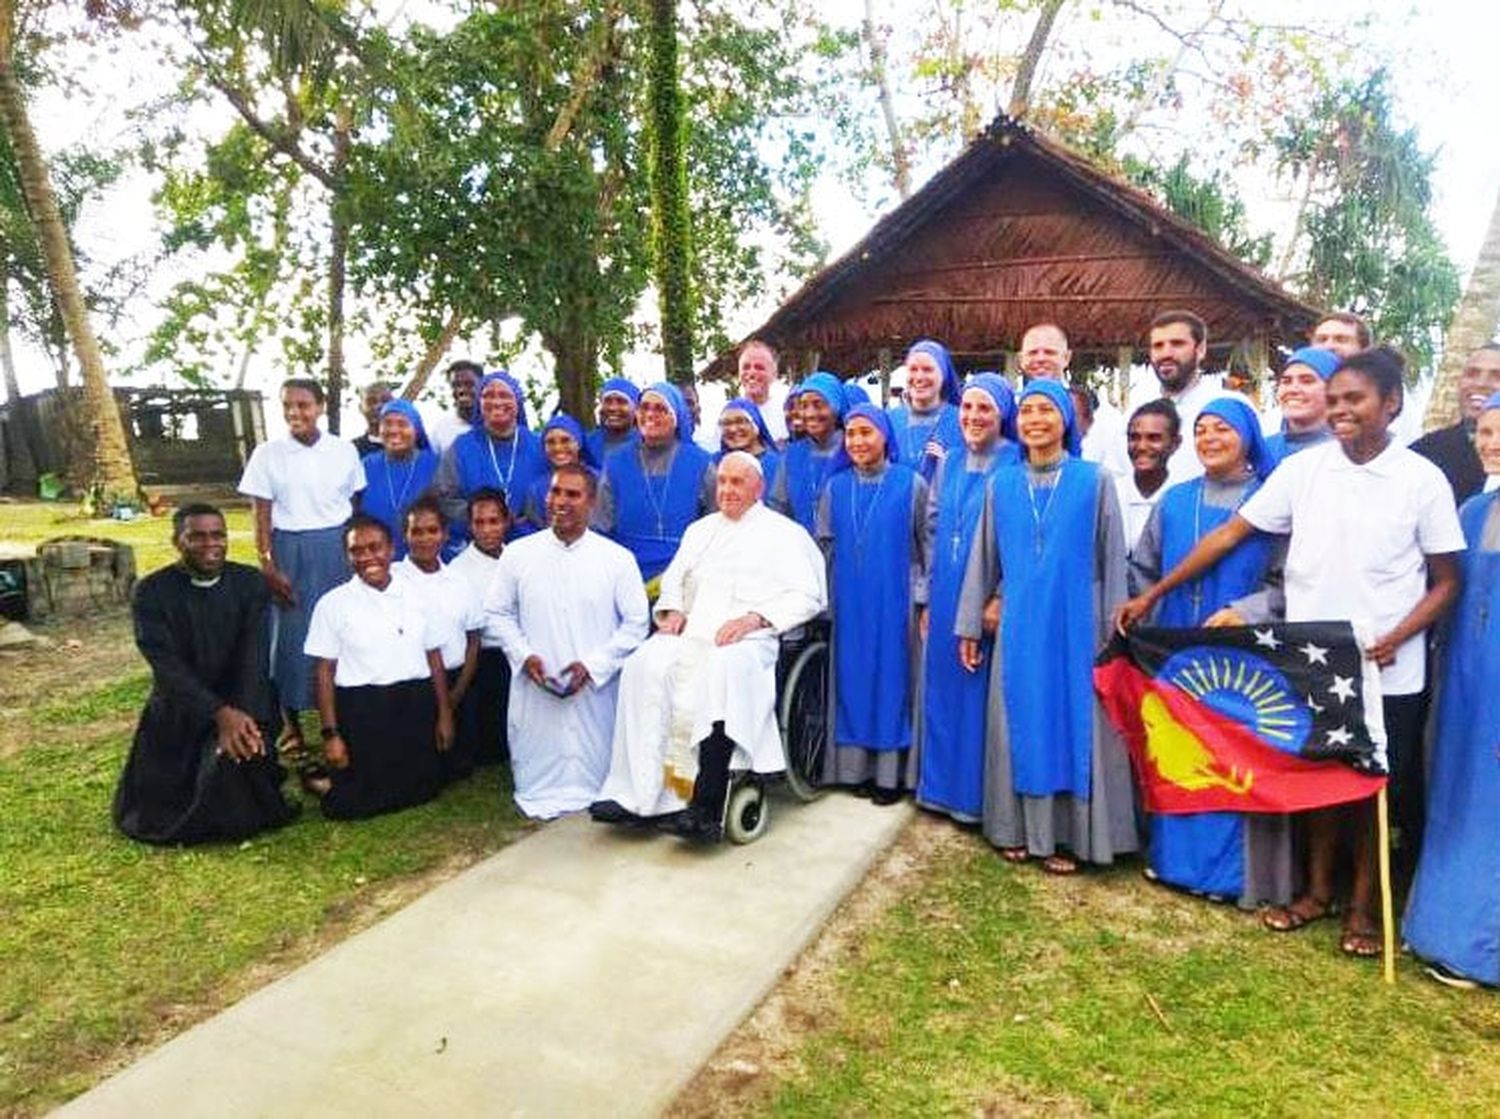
<box><xmin>597</xmin><ymin>501</ymin><xmax>827</xmax><ymax>816</ymax></box>
<box><xmin>486</xmin><ymin>529</ymin><xmax>649</xmax><ymax>818</ymax></box>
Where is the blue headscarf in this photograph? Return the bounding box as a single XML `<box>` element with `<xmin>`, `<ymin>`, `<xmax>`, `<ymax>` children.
<box><xmin>1197</xmin><ymin>396</ymin><xmax>1275</xmax><ymax>481</ymax></box>
<box><xmin>641</xmin><ymin>381</ymin><xmax>693</xmax><ymax>442</ymax></box>
<box><xmin>907</xmin><ymin>338</ymin><xmax>961</xmax><ymax>405</ymax></box>
<box><xmin>798</xmin><ymin>372</ymin><xmax>849</xmax><ymax>422</ymax></box>
<box><xmin>831</xmin><ymin>402</ymin><xmax>899</xmax><ymax>474</ymax></box>
<box><xmin>1017</xmin><ymin>379</ymin><xmax>1081</xmax><ymax>457</ymax></box>
<box><xmin>842</xmin><ymin>380</ymin><xmax>872</xmax><ymax>408</ymax></box>
<box><xmin>1483</xmin><ymin>391</ymin><xmax>1500</xmax><ymax>415</ymax></box>
<box><xmin>1284</xmin><ymin>345</ymin><xmax>1342</xmax><ymax>381</ymax></box>
<box><xmin>473</xmin><ymin>369</ymin><xmax>530</xmax><ymax>430</ymax></box>
<box><xmin>961</xmin><ymin>373</ymin><xmax>1018</xmax><ymax>444</ymax></box>
<box><xmin>377</xmin><ymin>399</ymin><xmax>430</xmax><ymax>450</ymax></box>
<box><xmin>598</xmin><ymin>377</ymin><xmax>642</xmax><ymax>407</ymax></box>
<box><xmin>718</xmin><ymin>397</ymin><xmax>776</xmax><ymax>453</ymax></box>
<box><xmin>542</xmin><ymin>412</ymin><xmax>596</xmax><ymax>469</ymax></box>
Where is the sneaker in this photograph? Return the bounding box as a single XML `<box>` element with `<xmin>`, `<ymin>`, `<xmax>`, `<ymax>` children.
<box><xmin>1424</xmin><ymin>963</ymin><xmax>1480</xmax><ymax>991</ymax></box>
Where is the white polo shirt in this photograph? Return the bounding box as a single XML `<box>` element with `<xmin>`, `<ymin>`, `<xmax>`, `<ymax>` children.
<box><xmin>447</xmin><ymin>543</ymin><xmax>506</xmax><ymax>649</ymax></box>
<box><xmin>1237</xmin><ymin>439</ymin><xmax>1465</xmax><ymax>695</ymax></box>
<box><xmin>238</xmin><ymin>433</ymin><xmax>365</xmax><ymax>531</ymax></box>
<box><xmin>304</xmin><ymin>574</ymin><xmax>442</xmax><ymax>687</ymax></box>
<box><xmin>394</xmin><ymin>558</ymin><xmax>484</xmax><ymax>671</ymax></box>
<box><xmin>1114</xmin><ymin>473</ymin><xmax>1165</xmax><ymax>553</ymax></box>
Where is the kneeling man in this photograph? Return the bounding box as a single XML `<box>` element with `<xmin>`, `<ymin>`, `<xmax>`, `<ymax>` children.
<box><xmin>592</xmin><ymin>452</ymin><xmax>826</xmax><ymax>840</ymax></box>
<box><xmin>487</xmin><ymin>464</ymin><xmax>650</xmax><ymax>818</ymax></box>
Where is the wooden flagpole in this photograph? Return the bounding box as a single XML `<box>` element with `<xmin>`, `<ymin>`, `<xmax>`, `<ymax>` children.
<box><xmin>1377</xmin><ymin>786</ymin><xmax>1396</xmax><ymax>984</ymax></box>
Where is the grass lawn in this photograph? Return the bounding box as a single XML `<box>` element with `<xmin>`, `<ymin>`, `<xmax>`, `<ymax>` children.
<box><xmin>0</xmin><ymin>503</ymin><xmax>530</xmax><ymax>1115</ymax></box>
<box><xmin>0</xmin><ymin>499</ymin><xmax>254</xmax><ymax>575</ymax></box>
<box><xmin>756</xmin><ymin>823</ymin><xmax>1500</xmax><ymax>1117</ymax></box>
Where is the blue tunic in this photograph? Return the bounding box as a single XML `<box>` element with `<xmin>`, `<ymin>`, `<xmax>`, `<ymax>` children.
<box><xmin>1148</xmin><ymin>475</ymin><xmax>1275</xmax><ymax>899</ymax></box>
<box><xmin>602</xmin><ymin>442</ymin><xmax>713</xmax><ymax>582</ymax></box>
<box><xmin>917</xmin><ymin>444</ymin><xmax>1018</xmax><ymax>819</ymax></box>
<box><xmin>888</xmin><ymin>403</ymin><xmax>962</xmax><ymax>482</ymax></box>
<box><xmin>993</xmin><ymin>458</ymin><xmax>1098</xmax><ymax>796</ymax></box>
<box><xmin>360</xmin><ymin>449</ymin><xmax>439</xmax><ymax>559</ymax></box>
<box><xmin>448</xmin><ymin>426</ymin><xmax>547</xmax><ymax>542</ymax></box>
<box><xmin>585</xmin><ymin>427</ymin><xmax>638</xmax><ymax>465</ymax></box>
<box><xmin>1404</xmin><ymin>491</ymin><xmax>1500</xmax><ymax>984</ymax></box>
<box><xmin>827</xmin><ymin>462</ymin><xmax>920</xmax><ymax>750</ymax></box>
<box><xmin>1264</xmin><ymin>425</ymin><xmax>1333</xmax><ymax>466</ymax></box>
<box><xmin>773</xmin><ymin>437</ymin><xmax>838</xmax><ymax>534</ymax></box>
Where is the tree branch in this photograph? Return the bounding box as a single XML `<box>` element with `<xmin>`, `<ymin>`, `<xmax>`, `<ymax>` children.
<box><xmin>545</xmin><ymin>2</ymin><xmax>620</xmax><ymax>153</ymax></box>
<box><xmin>201</xmin><ymin>64</ymin><xmax>335</xmax><ymax>190</ymax></box>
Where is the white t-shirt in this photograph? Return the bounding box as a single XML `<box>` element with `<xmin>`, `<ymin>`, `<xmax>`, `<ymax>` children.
<box><xmin>304</xmin><ymin>575</ymin><xmax>443</xmax><ymax>687</ymax></box>
<box><xmin>238</xmin><ymin>433</ymin><xmax>365</xmax><ymax>531</ymax></box>
<box><xmin>426</xmin><ymin>411</ymin><xmax>472</xmax><ymax>457</ymax></box>
<box><xmin>1162</xmin><ymin>377</ymin><xmax>1222</xmax><ymax>484</ymax></box>
<box><xmin>1114</xmin><ymin>473</ymin><xmax>1165</xmax><ymax>553</ymax></box>
<box><xmin>1237</xmin><ymin>439</ymin><xmax>1466</xmax><ymax>695</ymax></box>
<box><xmin>447</xmin><ymin>543</ymin><xmax>506</xmax><ymax>648</ymax></box>
<box><xmin>1081</xmin><ymin>404</ymin><xmax>1130</xmax><ymax>478</ymax></box>
<box><xmin>394</xmin><ymin>558</ymin><xmax>484</xmax><ymax>671</ymax></box>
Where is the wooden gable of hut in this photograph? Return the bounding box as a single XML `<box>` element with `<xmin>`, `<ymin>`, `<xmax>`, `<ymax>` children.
<box><xmin>702</xmin><ymin>116</ymin><xmax>1319</xmax><ymax>380</ymax></box>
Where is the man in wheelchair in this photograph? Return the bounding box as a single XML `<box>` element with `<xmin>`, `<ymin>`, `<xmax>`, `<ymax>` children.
<box><xmin>590</xmin><ymin>453</ymin><xmax>826</xmax><ymax>842</ymax></box>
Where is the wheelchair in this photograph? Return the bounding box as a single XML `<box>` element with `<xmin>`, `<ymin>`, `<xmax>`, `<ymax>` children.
<box><xmin>718</xmin><ymin>616</ymin><xmax>830</xmax><ymax>845</ymax></box>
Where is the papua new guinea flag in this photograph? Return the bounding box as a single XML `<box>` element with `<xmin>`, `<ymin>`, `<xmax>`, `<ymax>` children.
<box><xmin>1094</xmin><ymin>621</ymin><xmax>1387</xmax><ymax>815</ymax></box>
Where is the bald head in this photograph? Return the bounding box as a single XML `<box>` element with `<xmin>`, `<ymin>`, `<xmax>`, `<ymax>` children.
<box><xmin>1020</xmin><ymin>323</ymin><xmax>1070</xmax><ymax>381</ymax></box>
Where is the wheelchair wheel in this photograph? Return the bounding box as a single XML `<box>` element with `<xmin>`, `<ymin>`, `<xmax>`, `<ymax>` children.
<box><xmin>779</xmin><ymin>638</ymin><xmax>829</xmax><ymax>803</ymax></box>
<box><xmin>725</xmin><ymin>781</ymin><xmax>768</xmax><ymax>845</ymax></box>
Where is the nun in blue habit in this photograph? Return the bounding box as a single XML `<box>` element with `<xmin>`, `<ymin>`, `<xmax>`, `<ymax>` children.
<box><xmin>815</xmin><ymin>403</ymin><xmax>929</xmax><ymax>801</ymax></box>
<box><xmin>1404</xmin><ymin>391</ymin><xmax>1500</xmax><ymax>987</ymax></box>
<box><xmin>888</xmin><ymin>338</ymin><xmax>963</xmax><ymax>482</ymax></box>
<box><xmin>769</xmin><ymin>372</ymin><xmax>846</xmax><ymax>533</ymax></box>
<box><xmin>523</xmin><ymin>413</ymin><xmax>597</xmax><ymax>530</ymax></box>
<box><xmin>955</xmin><ymin>379</ymin><xmax>1137</xmax><ymax>872</ymax></box>
<box><xmin>715</xmin><ymin>396</ymin><xmax>781</xmax><ymax>485</ymax></box>
<box><xmin>360</xmin><ymin>400</ymin><xmax>439</xmax><ymax>560</ymax></box>
<box><xmin>1127</xmin><ymin>396</ymin><xmax>1292</xmax><ymax>906</ymax></box>
<box><xmin>595</xmin><ymin>381</ymin><xmax>715</xmax><ymax>584</ymax></box>
<box><xmin>436</xmin><ymin>369</ymin><xmax>547</xmax><ymax>547</ymax></box>
<box><xmin>915</xmin><ymin>374</ymin><xmax>1020</xmax><ymax>822</ymax></box>
<box><xmin>586</xmin><ymin>377</ymin><xmax>642</xmax><ymax>463</ymax></box>
<box><xmin>1264</xmin><ymin>346</ymin><xmax>1341</xmax><ymax>465</ymax></box>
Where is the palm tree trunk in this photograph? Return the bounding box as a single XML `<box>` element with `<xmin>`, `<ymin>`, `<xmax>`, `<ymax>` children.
<box><xmin>0</xmin><ymin>0</ymin><xmax>135</xmax><ymax>497</ymax></box>
<box><xmin>325</xmin><ymin>103</ymin><xmax>352</xmax><ymax>434</ymax></box>
<box><xmin>0</xmin><ymin>262</ymin><xmax>19</xmax><ymax>401</ymax></box>
<box><xmin>1425</xmin><ymin>183</ymin><xmax>1500</xmax><ymax>431</ymax></box>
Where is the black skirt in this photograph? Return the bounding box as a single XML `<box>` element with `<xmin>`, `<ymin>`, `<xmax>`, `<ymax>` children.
<box><xmin>323</xmin><ymin>679</ymin><xmax>445</xmax><ymax>820</ymax></box>
<box><xmin>470</xmin><ymin>647</ymin><xmax>511</xmax><ymax>767</ymax></box>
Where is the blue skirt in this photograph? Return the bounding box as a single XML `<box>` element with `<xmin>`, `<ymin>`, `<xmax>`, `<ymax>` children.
<box><xmin>269</xmin><ymin>526</ymin><xmax>348</xmax><ymax>711</ymax></box>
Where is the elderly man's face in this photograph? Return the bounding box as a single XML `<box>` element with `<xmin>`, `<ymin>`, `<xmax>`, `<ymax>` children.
<box><xmin>715</xmin><ymin>457</ymin><xmax>763</xmax><ymax>520</ymax></box>
<box><xmin>1020</xmin><ymin>325</ymin><xmax>1070</xmax><ymax>380</ymax></box>
<box><xmin>738</xmin><ymin>344</ymin><xmax>777</xmax><ymax>402</ymax></box>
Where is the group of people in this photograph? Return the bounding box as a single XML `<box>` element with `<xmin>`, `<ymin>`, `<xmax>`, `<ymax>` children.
<box><xmin>112</xmin><ymin>307</ymin><xmax>1500</xmax><ymax>992</ymax></box>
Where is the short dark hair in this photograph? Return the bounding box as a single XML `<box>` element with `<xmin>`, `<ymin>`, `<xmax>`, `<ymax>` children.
<box><xmin>343</xmin><ymin>512</ymin><xmax>392</xmax><ymax>546</ymax></box>
<box><xmin>281</xmin><ymin>377</ymin><xmax>325</xmax><ymax>404</ymax></box>
<box><xmin>1315</xmin><ymin>311</ymin><xmax>1372</xmax><ymax>348</ymax></box>
<box><xmin>172</xmin><ymin>502</ymin><xmax>224</xmax><ymax>536</ymax></box>
<box><xmin>1067</xmin><ymin>381</ymin><xmax>1099</xmax><ymax>412</ymax></box>
<box><xmin>1149</xmin><ymin>310</ymin><xmax>1207</xmax><ymax>346</ymax></box>
<box><xmin>1335</xmin><ymin>343</ymin><xmax>1405</xmax><ymax>402</ymax></box>
<box><xmin>404</xmin><ymin>494</ymin><xmax>448</xmax><ymax>530</ymax></box>
<box><xmin>550</xmin><ymin>462</ymin><xmax>598</xmax><ymax>497</ymax></box>
<box><xmin>445</xmin><ymin>360</ymin><xmax>483</xmax><ymax>382</ymax></box>
<box><xmin>1129</xmin><ymin>397</ymin><xmax>1181</xmax><ymax>439</ymax></box>
<box><xmin>467</xmin><ymin>487</ymin><xmax>511</xmax><ymax>521</ymax></box>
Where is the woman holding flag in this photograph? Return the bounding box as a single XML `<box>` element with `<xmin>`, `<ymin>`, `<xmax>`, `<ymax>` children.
<box><xmin>956</xmin><ymin>379</ymin><xmax>1138</xmax><ymax>874</ymax></box>
<box><xmin>1404</xmin><ymin>391</ymin><xmax>1500</xmax><ymax>988</ymax></box>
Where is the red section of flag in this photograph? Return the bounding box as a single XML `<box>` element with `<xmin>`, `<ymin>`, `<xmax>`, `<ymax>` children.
<box><xmin>1094</xmin><ymin>655</ymin><xmax>1386</xmax><ymax>815</ymax></box>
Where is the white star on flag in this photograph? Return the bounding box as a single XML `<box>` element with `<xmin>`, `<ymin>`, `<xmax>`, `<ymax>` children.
<box><xmin>1300</xmin><ymin>642</ymin><xmax>1329</xmax><ymax>666</ymax></box>
<box><xmin>1325</xmin><ymin>725</ymin><xmax>1353</xmax><ymax>747</ymax></box>
<box><xmin>1328</xmin><ymin>675</ymin><xmax>1355</xmax><ymax>703</ymax></box>
<box><xmin>1254</xmin><ymin>628</ymin><xmax>1282</xmax><ymax>650</ymax></box>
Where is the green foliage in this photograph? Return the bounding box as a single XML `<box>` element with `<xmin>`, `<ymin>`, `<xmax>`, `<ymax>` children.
<box><xmin>1275</xmin><ymin>70</ymin><xmax>1460</xmax><ymax>374</ymax></box>
<box><xmin>1122</xmin><ymin>154</ymin><xmax>1273</xmax><ymax>270</ymax></box>
<box><xmin>646</xmin><ymin>0</ymin><xmax>695</xmax><ymax>384</ymax></box>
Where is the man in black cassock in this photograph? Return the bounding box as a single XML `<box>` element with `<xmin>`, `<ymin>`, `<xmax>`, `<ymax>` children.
<box><xmin>113</xmin><ymin>504</ymin><xmax>298</xmax><ymax>844</ymax></box>
<box><xmin>1411</xmin><ymin>343</ymin><xmax>1500</xmax><ymax>506</ymax></box>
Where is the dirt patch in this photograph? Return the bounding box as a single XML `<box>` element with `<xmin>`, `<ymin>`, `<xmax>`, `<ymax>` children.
<box><xmin>667</xmin><ymin>813</ymin><xmax>968</xmax><ymax>1119</ymax></box>
<box><xmin>0</xmin><ymin>608</ymin><xmax>138</xmax><ymax>759</ymax></box>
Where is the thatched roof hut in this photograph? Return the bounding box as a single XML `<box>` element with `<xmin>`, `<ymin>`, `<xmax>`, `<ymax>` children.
<box><xmin>701</xmin><ymin>115</ymin><xmax>1319</xmax><ymax>383</ymax></box>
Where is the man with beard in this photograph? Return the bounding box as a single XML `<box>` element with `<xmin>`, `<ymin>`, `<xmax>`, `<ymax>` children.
<box><xmin>113</xmin><ymin>505</ymin><xmax>299</xmax><ymax>844</ymax></box>
<box><xmin>1147</xmin><ymin>310</ymin><xmax>1222</xmax><ymax>482</ymax></box>
<box><xmin>1410</xmin><ymin>342</ymin><xmax>1500</xmax><ymax>505</ymax></box>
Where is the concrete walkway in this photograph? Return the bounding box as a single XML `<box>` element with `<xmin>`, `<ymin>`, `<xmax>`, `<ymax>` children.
<box><xmin>58</xmin><ymin>793</ymin><xmax>911</xmax><ymax>1118</ymax></box>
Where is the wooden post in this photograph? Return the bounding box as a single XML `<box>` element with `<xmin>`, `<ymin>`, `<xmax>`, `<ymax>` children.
<box><xmin>1115</xmin><ymin>346</ymin><xmax>1134</xmax><ymax>410</ymax></box>
<box><xmin>1247</xmin><ymin>330</ymin><xmax>1270</xmax><ymax>410</ymax></box>
<box><xmin>877</xmin><ymin>347</ymin><xmax>893</xmax><ymax>406</ymax></box>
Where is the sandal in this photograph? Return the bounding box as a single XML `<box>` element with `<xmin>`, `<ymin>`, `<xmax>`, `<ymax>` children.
<box><xmin>1262</xmin><ymin>895</ymin><xmax>1336</xmax><ymax>932</ymax></box>
<box><xmin>1041</xmin><ymin>853</ymin><xmax>1078</xmax><ymax>876</ymax></box>
<box><xmin>999</xmin><ymin>847</ymin><xmax>1030</xmax><ymax>864</ymax></box>
<box><xmin>1340</xmin><ymin>915</ymin><xmax>1383</xmax><ymax>959</ymax></box>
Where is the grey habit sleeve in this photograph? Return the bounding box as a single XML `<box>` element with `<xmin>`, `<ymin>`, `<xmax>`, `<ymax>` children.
<box><xmin>954</xmin><ymin>485</ymin><xmax>1000</xmax><ymax>640</ymax></box>
<box><xmin>913</xmin><ymin>459</ymin><xmax>942</xmax><ymax>606</ymax></box>
<box><xmin>591</xmin><ymin>471</ymin><xmax>616</xmax><ymax>533</ymax></box>
<box><xmin>434</xmin><ymin>444</ymin><xmax>467</xmax><ymax>529</ymax></box>
<box><xmin>1094</xmin><ymin>470</ymin><xmax>1130</xmax><ymax>647</ymax></box>
<box><xmin>1128</xmin><ymin>501</ymin><xmax>1165</xmax><ymax>599</ymax></box>
<box><xmin>699</xmin><ymin>460</ymin><xmax>719</xmax><ymax>513</ymax></box>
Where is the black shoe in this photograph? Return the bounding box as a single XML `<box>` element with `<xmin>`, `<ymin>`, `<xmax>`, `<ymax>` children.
<box><xmin>653</xmin><ymin>810</ymin><xmax>690</xmax><ymax>834</ymax></box>
<box><xmin>588</xmin><ymin>799</ymin><xmax>637</xmax><ymax>825</ymax></box>
<box><xmin>671</xmin><ymin>807</ymin><xmax>723</xmax><ymax>844</ymax></box>
<box><xmin>871</xmin><ymin>786</ymin><xmax>906</xmax><ymax>806</ymax></box>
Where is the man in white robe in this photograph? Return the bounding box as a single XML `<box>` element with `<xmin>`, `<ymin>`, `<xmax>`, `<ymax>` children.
<box><xmin>592</xmin><ymin>452</ymin><xmax>826</xmax><ymax>840</ymax></box>
<box><xmin>486</xmin><ymin>464</ymin><xmax>650</xmax><ymax>818</ymax></box>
